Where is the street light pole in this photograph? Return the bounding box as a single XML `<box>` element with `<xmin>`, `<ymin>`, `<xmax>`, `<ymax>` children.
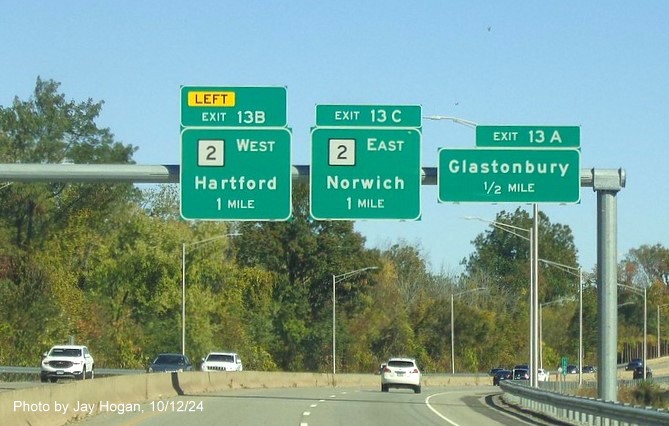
<box><xmin>539</xmin><ymin>259</ymin><xmax>584</xmax><ymax>385</ymax></box>
<box><xmin>182</xmin><ymin>232</ymin><xmax>240</xmax><ymax>356</ymax></box>
<box><xmin>658</xmin><ymin>304</ymin><xmax>669</xmax><ymax>358</ymax></box>
<box><xmin>618</xmin><ymin>282</ymin><xmax>648</xmax><ymax>379</ymax></box>
<box><xmin>530</xmin><ymin>203</ymin><xmax>541</xmax><ymax>387</ymax></box>
<box><xmin>539</xmin><ymin>297</ymin><xmax>573</xmax><ymax>371</ymax></box>
<box><xmin>451</xmin><ymin>287</ymin><xmax>486</xmax><ymax>374</ymax></box>
<box><xmin>579</xmin><ymin>266</ymin><xmax>583</xmax><ymax>385</ymax></box>
<box><xmin>464</xmin><ymin>215</ymin><xmax>535</xmax><ymax>385</ymax></box>
<box><xmin>332</xmin><ymin>266</ymin><xmax>378</xmax><ymax>377</ymax></box>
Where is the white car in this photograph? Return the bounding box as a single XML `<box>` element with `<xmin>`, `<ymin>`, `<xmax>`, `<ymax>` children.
<box><xmin>537</xmin><ymin>368</ymin><xmax>550</xmax><ymax>382</ymax></box>
<box><xmin>201</xmin><ymin>352</ymin><xmax>243</xmax><ymax>372</ymax></box>
<box><xmin>381</xmin><ymin>357</ymin><xmax>421</xmax><ymax>393</ymax></box>
<box><xmin>40</xmin><ymin>345</ymin><xmax>94</xmax><ymax>382</ymax></box>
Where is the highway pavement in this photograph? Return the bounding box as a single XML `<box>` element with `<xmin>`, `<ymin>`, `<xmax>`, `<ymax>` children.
<box><xmin>72</xmin><ymin>385</ymin><xmax>550</xmax><ymax>426</ymax></box>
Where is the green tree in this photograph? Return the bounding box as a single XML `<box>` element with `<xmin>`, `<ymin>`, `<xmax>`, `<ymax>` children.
<box><xmin>0</xmin><ymin>77</ymin><xmax>137</xmax><ymax>250</ymax></box>
<box><xmin>0</xmin><ymin>78</ymin><xmax>138</xmax><ymax>363</ymax></box>
<box><xmin>465</xmin><ymin>208</ymin><xmax>579</xmax><ymax>303</ymax></box>
<box><xmin>233</xmin><ymin>182</ymin><xmax>379</xmax><ymax>371</ymax></box>
<box><xmin>463</xmin><ymin>208</ymin><xmax>579</xmax><ymax>367</ymax></box>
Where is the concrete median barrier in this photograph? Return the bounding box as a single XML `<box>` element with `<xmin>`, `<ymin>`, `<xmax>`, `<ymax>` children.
<box><xmin>1</xmin><ymin>371</ymin><xmax>486</xmax><ymax>425</ymax></box>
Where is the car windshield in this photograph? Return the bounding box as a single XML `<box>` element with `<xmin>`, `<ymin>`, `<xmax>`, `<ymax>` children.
<box><xmin>50</xmin><ymin>348</ymin><xmax>82</xmax><ymax>357</ymax></box>
<box><xmin>155</xmin><ymin>355</ymin><xmax>185</xmax><ymax>364</ymax></box>
<box><xmin>388</xmin><ymin>360</ymin><xmax>415</xmax><ymax>368</ymax></box>
<box><xmin>207</xmin><ymin>354</ymin><xmax>235</xmax><ymax>362</ymax></box>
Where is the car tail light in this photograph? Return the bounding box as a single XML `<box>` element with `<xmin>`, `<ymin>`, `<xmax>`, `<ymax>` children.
<box><xmin>383</xmin><ymin>367</ymin><xmax>391</xmax><ymax>373</ymax></box>
<box><xmin>411</xmin><ymin>368</ymin><xmax>419</xmax><ymax>374</ymax></box>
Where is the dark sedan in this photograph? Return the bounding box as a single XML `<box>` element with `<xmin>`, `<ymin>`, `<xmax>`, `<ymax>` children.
<box><xmin>147</xmin><ymin>353</ymin><xmax>193</xmax><ymax>373</ymax></box>
<box><xmin>633</xmin><ymin>366</ymin><xmax>652</xmax><ymax>380</ymax></box>
<box><xmin>492</xmin><ymin>369</ymin><xmax>512</xmax><ymax>385</ymax></box>
<box><xmin>512</xmin><ymin>368</ymin><xmax>529</xmax><ymax>381</ymax></box>
<box><xmin>489</xmin><ymin>367</ymin><xmax>504</xmax><ymax>377</ymax></box>
<box><xmin>626</xmin><ymin>358</ymin><xmax>643</xmax><ymax>371</ymax></box>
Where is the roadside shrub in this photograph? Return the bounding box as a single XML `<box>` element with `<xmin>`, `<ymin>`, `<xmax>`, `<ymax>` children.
<box><xmin>621</xmin><ymin>382</ymin><xmax>668</xmax><ymax>408</ymax></box>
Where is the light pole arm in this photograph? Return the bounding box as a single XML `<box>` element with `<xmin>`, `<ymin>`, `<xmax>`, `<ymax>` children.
<box><xmin>333</xmin><ymin>266</ymin><xmax>378</xmax><ymax>284</ymax></box>
<box><xmin>423</xmin><ymin>115</ymin><xmax>478</xmax><ymax>128</ymax></box>
<box><xmin>463</xmin><ymin>216</ymin><xmax>531</xmax><ymax>241</ymax></box>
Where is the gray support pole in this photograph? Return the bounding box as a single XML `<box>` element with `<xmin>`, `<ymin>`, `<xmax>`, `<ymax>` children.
<box><xmin>182</xmin><ymin>243</ymin><xmax>186</xmax><ymax>356</ymax></box>
<box><xmin>579</xmin><ymin>267</ymin><xmax>583</xmax><ymax>386</ymax></box>
<box><xmin>593</xmin><ymin>169</ymin><xmax>625</xmax><ymax>402</ymax></box>
<box><xmin>451</xmin><ymin>293</ymin><xmax>455</xmax><ymax>374</ymax></box>
<box><xmin>531</xmin><ymin>204</ymin><xmax>539</xmax><ymax>387</ymax></box>
<box><xmin>332</xmin><ymin>274</ymin><xmax>336</xmax><ymax>377</ymax></box>
<box><xmin>529</xmin><ymin>226</ymin><xmax>534</xmax><ymax>387</ymax></box>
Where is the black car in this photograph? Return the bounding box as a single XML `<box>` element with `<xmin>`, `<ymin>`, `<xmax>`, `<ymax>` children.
<box><xmin>626</xmin><ymin>358</ymin><xmax>643</xmax><ymax>371</ymax></box>
<box><xmin>512</xmin><ymin>368</ymin><xmax>529</xmax><ymax>380</ymax></box>
<box><xmin>489</xmin><ymin>367</ymin><xmax>504</xmax><ymax>377</ymax></box>
<box><xmin>147</xmin><ymin>353</ymin><xmax>193</xmax><ymax>373</ymax></box>
<box><xmin>566</xmin><ymin>365</ymin><xmax>579</xmax><ymax>374</ymax></box>
<box><xmin>581</xmin><ymin>365</ymin><xmax>596</xmax><ymax>373</ymax></box>
<box><xmin>633</xmin><ymin>366</ymin><xmax>652</xmax><ymax>380</ymax></box>
<box><xmin>493</xmin><ymin>369</ymin><xmax>512</xmax><ymax>385</ymax></box>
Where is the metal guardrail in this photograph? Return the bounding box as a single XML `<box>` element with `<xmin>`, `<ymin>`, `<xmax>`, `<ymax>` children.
<box><xmin>539</xmin><ymin>377</ymin><xmax>669</xmax><ymax>395</ymax></box>
<box><xmin>500</xmin><ymin>380</ymin><xmax>669</xmax><ymax>425</ymax></box>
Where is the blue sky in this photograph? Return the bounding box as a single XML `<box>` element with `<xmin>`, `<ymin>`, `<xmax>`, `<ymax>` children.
<box><xmin>2</xmin><ymin>1</ymin><xmax>667</xmax><ymax>274</ymax></box>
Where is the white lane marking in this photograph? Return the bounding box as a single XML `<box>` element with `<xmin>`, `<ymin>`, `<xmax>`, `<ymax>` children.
<box><xmin>319</xmin><ymin>399</ymin><xmax>325</xmax><ymax>402</ymax></box>
<box><xmin>310</xmin><ymin>404</ymin><xmax>318</xmax><ymax>407</ymax></box>
<box><xmin>303</xmin><ymin>411</ymin><xmax>311</xmax><ymax>416</ymax></box>
<box><xmin>300</xmin><ymin>423</ymin><xmax>308</xmax><ymax>426</ymax></box>
<box><xmin>329</xmin><ymin>394</ymin><xmax>336</xmax><ymax>398</ymax></box>
<box><xmin>425</xmin><ymin>393</ymin><xmax>461</xmax><ymax>426</ymax></box>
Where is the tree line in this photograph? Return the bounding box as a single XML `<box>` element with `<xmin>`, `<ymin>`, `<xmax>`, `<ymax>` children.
<box><xmin>0</xmin><ymin>78</ymin><xmax>667</xmax><ymax>373</ymax></box>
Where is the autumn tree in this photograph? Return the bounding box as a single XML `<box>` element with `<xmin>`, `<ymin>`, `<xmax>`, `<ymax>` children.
<box><xmin>233</xmin><ymin>181</ymin><xmax>380</xmax><ymax>371</ymax></box>
<box><xmin>0</xmin><ymin>78</ymin><xmax>137</xmax><ymax>363</ymax></box>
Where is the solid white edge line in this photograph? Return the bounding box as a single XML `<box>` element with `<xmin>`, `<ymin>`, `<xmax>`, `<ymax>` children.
<box><xmin>425</xmin><ymin>393</ymin><xmax>461</xmax><ymax>426</ymax></box>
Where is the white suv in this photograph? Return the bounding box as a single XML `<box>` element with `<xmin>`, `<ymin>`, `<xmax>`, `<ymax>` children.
<box><xmin>201</xmin><ymin>352</ymin><xmax>243</xmax><ymax>372</ymax></box>
<box><xmin>40</xmin><ymin>345</ymin><xmax>94</xmax><ymax>382</ymax></box>
<box><xmin>381</xmin><ymin>357</ymin><xmax>421</xmax><ymax>393</ymax></box>
<box><xmin>537</xmin><ymin>368</ymin><xmax>550</xmax><ymax>382</ymax></box>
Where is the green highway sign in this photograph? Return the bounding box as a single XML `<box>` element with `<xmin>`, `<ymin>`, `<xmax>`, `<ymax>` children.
<box><xmin>310</xmin><ymin>127</ymin><xmax>421</xmax><ymax>220</ymax></box>
<box><xmin>561</xmin><ymin>357</ymin><xmax>568</xmax><ymax>376</ymax></box>
<box><xmin>476</xmin><ymin>125</ymin><xmax>580</xmax><ymax>148</ymax></box>
<box><xmin>180</xmin><ymin>128</ymin><xmax>292</xmax><ymax>220</ymax></box>
<box><xmin>438</xmin><ymin>148</ymin><xmax>581</xmax><ymax>203</ymax></box>
<box><xmin>180</xmin><ymin>86</ymin><xmax>287</xmax><ymax>128</ymax></box>
<box><xmin>316</xmin><ymin>104</ymin><xmax>422</xmax><ymax>128</ymax></box>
